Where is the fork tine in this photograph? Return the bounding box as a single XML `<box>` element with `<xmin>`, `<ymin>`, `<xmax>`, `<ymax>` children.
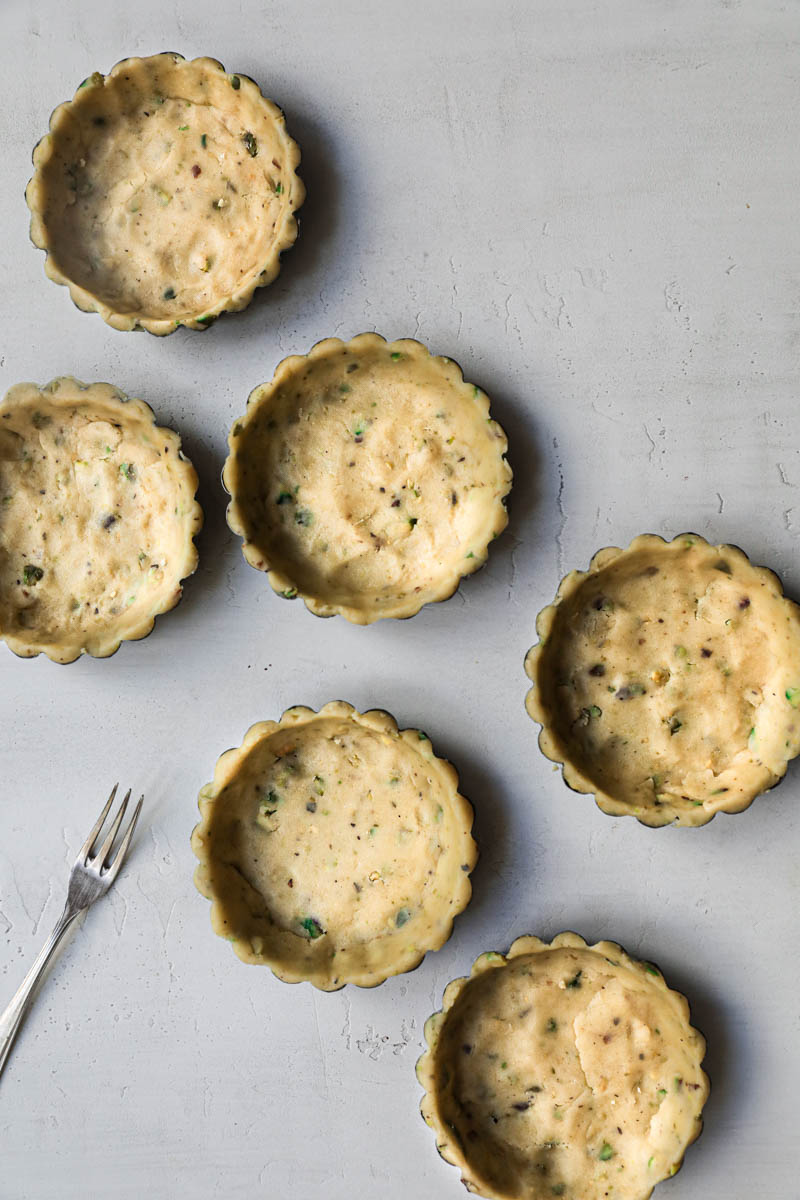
<box><xmin>105</xmin><ymin>795</ymin><xmax>143</xmax><ymax>882</ymax></box>
<box><xmin>77</xmin><ymin>783</ymin><xmax>118</xmax><ymax>864</ymax></box>
<box><xmin>92</xmin><ymin>789</ymin><xmax>131</xmax><ymax>869</ymax></box>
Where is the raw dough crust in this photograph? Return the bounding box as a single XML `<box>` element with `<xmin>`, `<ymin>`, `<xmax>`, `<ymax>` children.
<box><xmin>0</xmin><ymin>377</ymin><xmax>202</xmax><ymax>662</ymax></box>
<box><xmin>191</xmin><ymin>702</ymin><xmax>477</xmax><ymax>989</ymax></box>
<box><xmin>26</xmin><ymin>53</ymin><xmax>304</xmax><ymax>334</ymax></box>
<box><xmin>223</xmin><ymin>334</ymin><xmax>512</xmax><ymax>622</ymax></box>
<box><xmin>417</xmin><ymin>933</ymin><xmax>708</xmax><ymax>1200</ymax></box>
<box><xmin>524</xmin><ymin>533</ymin><xmax>800</xmax><ymax>826</ymax></box>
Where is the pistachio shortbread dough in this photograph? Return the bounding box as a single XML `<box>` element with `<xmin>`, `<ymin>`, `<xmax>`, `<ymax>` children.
<box><xmin>525</xmin><ymin>534</ymin><xmax>800</xmax><ymax>826</ymax></box>
<box><xmin>0</xmin><ymin>378</ymin><xmax>201</xmax><ymax>661</ymax></box>
<box><xmin>191</xmin><ymin>702</ymin><xmax>477</xmax><ymax>989</ymax></box>
<box><xmin>418</xmin><ymin>934</ymin><xmax>708</xmax><ymax>1200</ymax></box>
<box><xmin>26</xmin><ymin>54</ymin><xmax>304</xmax><ymax>333</ymax></box>
<box><xmin>224</xmin><ymin>334</ymin><xmax>512</xmax><ymax>622</ymax></box>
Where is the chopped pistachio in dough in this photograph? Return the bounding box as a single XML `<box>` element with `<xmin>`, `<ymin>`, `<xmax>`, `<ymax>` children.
<box><xmin>526</xmin><ymin>534</ymin><xmax>800</xmax><ymax>825</ymax></box>
<box><xmin>27</xmin><ymin>54</ymin><xmax>303</xmax><ymax>332</ymax></box>
<box><xmin>191</xmin><ymin>703</ymin><xmax>476</xmax><ymax>989</ymax></box>
<box><xmin>419</xmin><ymin>936</ymin><xmax>708</xmax><ymax>1200</ymax></box>
<box><xmin>0</xmin><ymin>378</ymin><xmax>201</xmax><ymax>662</ymax></box>
<box><xmin>224</xmin><ymin>334</ymin><xmax>511</xmax><ymax>622</ymax></box>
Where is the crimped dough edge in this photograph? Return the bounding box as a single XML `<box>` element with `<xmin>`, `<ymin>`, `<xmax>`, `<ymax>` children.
<box><xmin>191</xmin><ymin>700</ymin><xmax>477</xmax><ymax>990</ymax></box>
<box><xmin>0</xmin><ymin>376</ymin><xmax>202</xmax><ymax>662</ymax></box>
<box><xmin>25</xmin><ymin>52</ymin><xmax>304</xmax><ymax>335</ymax></box>
<box><xmin>524</xmin><ymin>532</ymin><xmax>800</xmax><ymax>827</ymax></box>
<box><xmin>223</xmin><ymin>333</ymin><xmax>512</xmax><ymax>623</ymax></box>
<box><xmin>416</xmin><ymin>932</ymin><xmax>709</xmax><ymax>1200</ymax></box>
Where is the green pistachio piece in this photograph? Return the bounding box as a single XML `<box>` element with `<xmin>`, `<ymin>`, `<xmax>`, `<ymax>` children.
<box><xmin>301</xmin><ymin>916</ymin><xmax>324</xmax><ymax>939</ymax></box>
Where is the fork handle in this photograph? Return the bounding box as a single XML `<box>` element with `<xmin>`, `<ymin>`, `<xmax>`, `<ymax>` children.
<box><xmin>0</xmin><ymin>902</ymin><xmax>84</xmax><ymax>1079</ymax></box>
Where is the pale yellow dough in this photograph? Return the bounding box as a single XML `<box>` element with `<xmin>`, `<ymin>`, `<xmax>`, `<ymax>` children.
<box><xmin>418</xmin><ymin>934</ymin><xmax>708</xmax><ymax>1200</ymax></box>
<box><xmin>191</xmin><ymin>702</ymin><xmax>477</xmax><ymax>989</ymax></box>
<box><xmin>26</xmin><ymin>54</ymin><xmax>304</xmax><ymax>333</ymax></box>
<box><xmin>223</xmin><ymin>334</ymin><xmax>512</xmax><ymax>622</ymax></box>
<box><xmin>525</xmin><ymin>533</ymin><xmax>800</xmax><ymax>826</ymax></box>
<box><xmin>0</xmin><ymin>378</ymin><xmax>201</xmax><ymax>662</ymax></box>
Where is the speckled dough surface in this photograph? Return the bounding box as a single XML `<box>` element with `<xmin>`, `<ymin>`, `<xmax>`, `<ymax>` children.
<box><xmin>525</xmin><ymin>534</ymin><xmax>800</xmax><ymax>826</ymax></box>
<box><xmin>0</xmin><ymin>377</ymin><xmax>201</xmax><ymax>661</ymax></box>
<box><xmin>191</xmin><ymin>702</ymin><xmax>477</xmax><ymax>989</ymax></box>
<box><xmin>26</xmin><ymin>53</ymin><xmax>303</xmax><ymax>333</ymax></box>
<box><xmin>418</xmin><ymin>934</ymin><xmax>708</xmax><ymax>1200</ymax></box>
<box><xmin>223</xmin><ymin>334</ymin><xmax>512</xmax><ymax>622</ymax></box>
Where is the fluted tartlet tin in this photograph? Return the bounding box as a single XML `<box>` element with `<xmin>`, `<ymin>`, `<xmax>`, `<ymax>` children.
<box><xmin>524</xmin><ymin>532</ymin><xmax>800</xmax><ymax>827</ymax></box>
<box><xmin>191</xmin><ymin>701</ymin><xmax>477</xmax><ymax>990</ymax></box>
<box><xmin>223</xmin><ymin>333</ymin><xmax>512</xmax><ymax>623</ymax></box>
<box><xmin>0</xmin><ymin>377</ymin><xmax>202</xmax><ymax>662</ymax></box>
<box><xmin>417</xmin><ymin>932</ymin><xmax>709</xmax><ymax>1200</ymax></box>
<box><xmin>26</xmin><ymin>53</ymin><xmax>304</xmax><ymax>334</ymax></box>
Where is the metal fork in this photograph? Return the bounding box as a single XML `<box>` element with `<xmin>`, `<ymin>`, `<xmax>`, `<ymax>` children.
<box><xmin>0</xmin><ymin>784</ymin><xmax>142</xmax><ymax>1079</ymax></box>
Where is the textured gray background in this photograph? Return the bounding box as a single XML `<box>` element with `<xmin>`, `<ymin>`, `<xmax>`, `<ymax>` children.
<box><xmin>1</xmin><ymin>1</ymin><xmax>799</xmax><ymax>1196</ymax></box>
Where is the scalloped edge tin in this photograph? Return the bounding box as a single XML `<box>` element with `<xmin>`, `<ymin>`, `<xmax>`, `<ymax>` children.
<box><xmin>191</xmin><ymin>700</ymin><xmax>478</xmax><ymax>990</ymax></box>
<box><xmin>417</xmin><ymin>931</ymin><xmax>710</xmax><ymax>1200</ymax></box>
<box><xmin>0</xmin><ymin>376</ymin><xmax>202</xmax><ymax>662</ymax></box>
<box><xmin>222</xmin><ymin>333</ymin><xmax>512</xmax><ymax>623</ymax></box>
<box><xmin>524</xmin><ymin>531</ymin><xmax>800</xmax><ymax>827</ymax></box>
<box><xmin>25</xmin><ymin>53</ymin><xmax>304</xmax><ymax>335</ymax></box>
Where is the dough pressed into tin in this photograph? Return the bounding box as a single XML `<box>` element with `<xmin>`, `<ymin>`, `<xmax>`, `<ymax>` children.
<box><xmin>191</xmin><ymin>702</ymin><xmax>477</xmax><ymax>989</ymax></box>
<box><xmin>0</xmin><ymin>377</ymin><xmax>202</xmax><ymax>662</ymax></box>
<box><xmin>524</xmin><ymin>533</ymin><xmax>800</xmax><ymax>826</ymax></box>
<box><xmin>223</xmin><ymin>334</ymin><xmax>512</xmax><ymax>622</ymax></box>
<box><xmin>26</xmin><ymin>53</ymin><xmax>304</xmax><ymax>334</ymax></box>
<box><xmin>417</xmin><ymin>933</ymin><xmax>709</xmax><ymax>1200</ymax></box>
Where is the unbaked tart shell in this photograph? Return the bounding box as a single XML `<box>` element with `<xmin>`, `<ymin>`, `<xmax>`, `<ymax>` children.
<box><xmin>0</xmin><ymin>377</ymin><xmax>202</xmax><ymax>662</ymax></box>
<box><xmin>524</xmin><ymin>533</ymin><xmax>800</xmax><ymax>827</ymax></box>
<box><xmin>191</xmin><ymin>701</ymin><xmax>477</xmax><ymax>989</ymax></box>
<box><xmin>26</xmin><ymin>53</ymin><xmax>304</xmax><ymax>334</ymax></box>
<box><xmin>417</xmin><ymin>932</ymin><xmax>709</xmax><ymax>1200</ymax></box>
<box><xmin>222</xmin><ymin>333</ymin><xmax>512</xmax><ymax>623</ymax></box>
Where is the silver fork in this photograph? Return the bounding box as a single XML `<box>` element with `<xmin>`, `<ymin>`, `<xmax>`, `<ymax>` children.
<box><xmin>0</xmin><ymin>784</ymin><xmax>142</xmax><ymax>1079</ymax></box>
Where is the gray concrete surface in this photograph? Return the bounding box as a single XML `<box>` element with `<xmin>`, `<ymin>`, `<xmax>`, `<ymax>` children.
<box><xmin>1</xmin><ymin>1</ymin><xmax>798</xmax><ymax>1196</ymax></box>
